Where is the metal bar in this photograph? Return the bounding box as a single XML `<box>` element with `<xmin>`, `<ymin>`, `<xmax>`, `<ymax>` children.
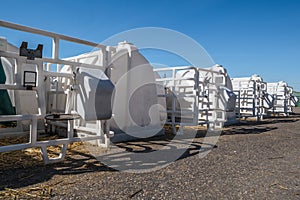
<box><xmin>67</xmin><ymin>120</ymin><xmax>74</xmax><ymax>139</ymax></box>
<box><xmin>44</xmin><ymin>71</ymin><xmax>73</xmax><ymax>78</ymax></box>
<box><xmin>155</xmin><ymin>77</ymin><xmax>197</xmax><ymax>82</ymax></box>
<box><xmin>0</xmin><ymin>84</ymin><xmax>33</xmax><ymax>90</ymax></box>
<box><xmin>36</xmin><ymin>61</ymin><xmax>46</xmax><ymax>116</ymax></box>
<box><xmin>0</xmin><ymin>114</ymin><xmax>42</xmax><ymax>121</ymax></box>
<box><xmin>74</xmin><ymin>126</ymin><xmax>97</xmax><ymax>133</ymax></box>
<box><xmin>154</xmin><ymin>66</ymin><xmax>196</xmax><ymax>71</ymax></box>
<box><xmin>35</xmin><ymin>136</ymin><xmax>102</xmax><ymax>147</ymax></box>
<box><xmin>0</xmin><ymin>135</ymin><xmax>103</xmax><ymax>153</ymax></box>
<box><xmin>154</xmin><ymin>66</ymin><xmax>223</xmax><ymax>74</ymax></box>
<box><xmin>0</xmin><ymin>143</ymin><xmax>32</xmax><ymax>152</ymax></box>
<box><xmin>0</xmin><ymin>20</ymin><xmax>105</xmax><ymax>50</ymax></box>
<box><xmin>30</xmin><ymin>117</ymin><xmax>37</xmax><ymax>145</ymax></box>
<box><xmin>41</xmin><ymin>58</ymin><xmax>106</xmax><ymax>70</ymax></box>
<box><xmin>52</xmin><ymin>37</ymin><xmax>59</xmax><ymax>59</ymax></box>
<box><xmin>0</xmin><ymin>51</ymin><xmax>106</xmax><ymax>71</ymax></box>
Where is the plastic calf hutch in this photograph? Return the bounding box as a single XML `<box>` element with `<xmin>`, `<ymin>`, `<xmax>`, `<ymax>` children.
<box><xmin>231</xmin><ymin>74</ymin><xmax>274</xmax><ymax>121</ymax></box>
<box><xmin>267</xmin><ymin>81</ymin><xmax>298</xmax><ymax>116</ymax></box>
<box><xmin>154</xmin><ymin>64</ymin><xmax>236</xmax><ymax>134</ymax></box>
<box><xmin>61</xmin><ymin>42</ymin><xmax>166</xmax><ymax>142</ymax></box>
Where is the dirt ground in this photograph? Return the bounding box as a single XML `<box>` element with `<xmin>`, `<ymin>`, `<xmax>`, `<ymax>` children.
<box><xmin>0</xmin><ymin>108</ymin><xmax>300</xmax><ymax>199</ymax></box>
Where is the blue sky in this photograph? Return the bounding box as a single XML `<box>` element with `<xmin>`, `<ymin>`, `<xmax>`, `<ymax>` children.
<box><xmin>1</xmin><ymin>0</ymin><xmax>300</xmax><ymax>90</ymax></box>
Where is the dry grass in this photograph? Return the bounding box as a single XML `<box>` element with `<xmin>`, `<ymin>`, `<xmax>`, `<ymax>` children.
<box><xmin>0</xmin><ymin>135</ymin><xmax>85</xmax><ymax>170</ymax></box>
<box><xmin>0</xmin><ymin>135</ymin><xmax>87</xmax><ymax>199</ymax></box>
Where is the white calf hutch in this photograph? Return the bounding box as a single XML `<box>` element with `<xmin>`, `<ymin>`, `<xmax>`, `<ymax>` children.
<box><xmin>154</xmin><ymin>64</ymin><xmax>237</xmax><ymax>134</ymax></box>
<box><xmin>231</xmin><ymin>74</ymin><xmax>275</xmax><ymax>121</ymax></box>
<box><xmin>267</xmin><ymin>81</ymin><xmax>298</xmax><ymax>116</ymax></box>
<box><xmin>62</xmin><ymin>42</ymin><xmax>165</xmax><ymax>141</ymax></box>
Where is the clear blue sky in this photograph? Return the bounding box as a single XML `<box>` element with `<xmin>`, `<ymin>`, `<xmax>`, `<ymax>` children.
<box><xmin>1</xmin><ymin>0</ymin><xmax>300</xmax><ymax>90</ymax></box>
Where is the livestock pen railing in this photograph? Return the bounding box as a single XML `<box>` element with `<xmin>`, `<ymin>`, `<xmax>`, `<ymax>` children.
<box><xmin>0</xmin><ymin>20</ymin><xmax>113</xmax><ymax>164</ymax></box>
<box><xmin>154</xmin><ymin>66</ymin><xmax>227</xmax><ymax>134</ymax></box>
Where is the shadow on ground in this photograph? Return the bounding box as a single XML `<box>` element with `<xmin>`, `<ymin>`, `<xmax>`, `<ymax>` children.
<box><xmin>0</xmin><ymin>148</ymin><xmax>116</xmax><ymax>190</ymax></box>
<box><xmin>222</xmin><ymin>126</ymin><xmax>278</xmax><ymax>135</ymax></box>
<box><xmin>0</xmin><ymin>133</ymin><xmax>211</xmax><ymax>190</ymax></box>
<box><xmin>1</xmin><ymin>111</ymin><xmax>300</xmax><ymax>190</ymax></box>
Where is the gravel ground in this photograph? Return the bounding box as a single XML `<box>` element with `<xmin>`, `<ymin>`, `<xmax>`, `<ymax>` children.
<box><xmin>0</xmin><ymin>108</ymin><xmax>300</xmax><ymax>199</ymax></box>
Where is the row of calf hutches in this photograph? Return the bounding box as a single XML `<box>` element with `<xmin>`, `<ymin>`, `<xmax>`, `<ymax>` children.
<box><xmin>0</xmin><ymin>20</ymin><xmax>298</xmax><ymax>163</ymax></box>
<box><xmin>231</xmin><ymin>75</ymin><xmax>298</xmax><ymax>119</ymax></box>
